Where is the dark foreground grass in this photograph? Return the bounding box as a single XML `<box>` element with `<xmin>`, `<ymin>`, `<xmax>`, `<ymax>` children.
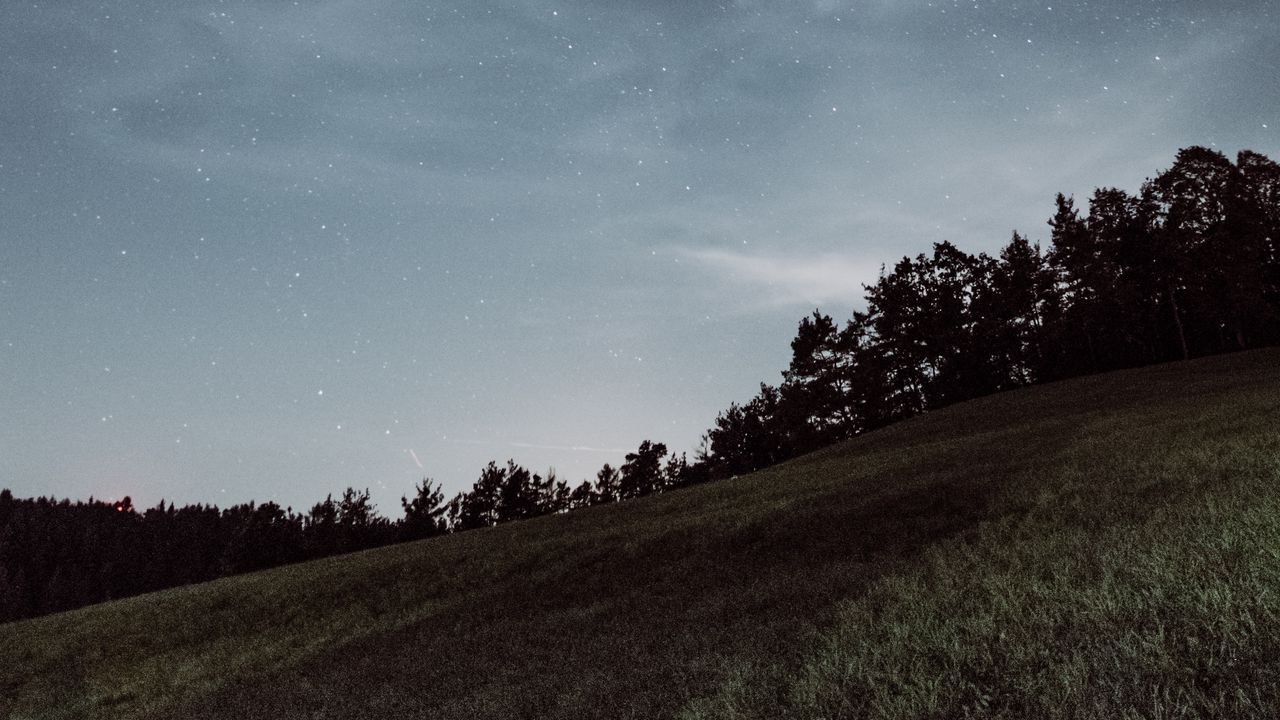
<box><xmin>3</xmin><ymin>350</ymin><xmax>1279</xmax><ymax>719</ymax></box>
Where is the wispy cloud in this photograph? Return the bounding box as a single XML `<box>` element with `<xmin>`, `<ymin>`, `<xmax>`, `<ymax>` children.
<box><xmin>679</xmin><ymin>247</ymin><xmax>879</xmax><ymax>309</ymax></box>
<box><xmin>442</xmin><ymin>437</ymin><xmax>628</xmax><ymax>454</ymax></box>
<box><xmin>509</xmin><ymin>442</ymin><xmax>630</xmax><ymax>454</ymax></box>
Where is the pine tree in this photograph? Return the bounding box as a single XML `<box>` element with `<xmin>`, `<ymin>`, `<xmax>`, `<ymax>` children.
<box><xmin>619</xmin><ymin>441</ymin><xmax>668</xmax><ymax>500</ymax></box>
<box><xmin>592</xmin><ymin>464</ymin><xmax>622</xmax><ymax>504</ymax></box>
<box><xmin>401</xmin><ymin>478</ymin><xmax>449</xmax><ymax>540</ymax></box>
<box><xmin>779</xmin><ymin>311</ymin><xmax>858</xmax><ymax>453</ymax></box>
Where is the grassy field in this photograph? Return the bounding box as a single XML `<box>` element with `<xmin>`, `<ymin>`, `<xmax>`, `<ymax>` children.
<box><xmin>3</xmin><ymin>349</ymin><xmax>1279</xmax><ymax>719</ymax></box>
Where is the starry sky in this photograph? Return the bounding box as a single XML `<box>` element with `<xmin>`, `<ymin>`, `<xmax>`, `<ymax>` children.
<box><xmin>2</xmin><ymin>1</ymin><xmax>1276</xmax><ymax>513</ymax></box>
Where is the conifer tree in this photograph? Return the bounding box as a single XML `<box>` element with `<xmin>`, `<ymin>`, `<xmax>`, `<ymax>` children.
<box><xmin>401</xmin><ymin>478</ymin><xmax>449</xmax><ymax>540</ymax></box>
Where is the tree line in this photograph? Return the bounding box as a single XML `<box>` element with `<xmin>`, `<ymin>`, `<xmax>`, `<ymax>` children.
<box><xmin>696</xmin><ymin>146</ymin><xmax>1280</xmax><ymax>476</ymax></box>
<box><xmin>0</xmin><ymin>441</ymin><xmax>696</xmax><ymax>623</ymax></box>
<box><xmin>2</xmin><ymin>146</ymin><xmax>1276</xmax><ymax>623</ymax></box>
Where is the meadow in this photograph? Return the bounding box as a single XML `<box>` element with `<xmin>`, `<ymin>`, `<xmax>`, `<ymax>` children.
<box><xmin>3</xmin><ymin>348</ymin><xmax>1278</xmax><ymax>719</ymax></box>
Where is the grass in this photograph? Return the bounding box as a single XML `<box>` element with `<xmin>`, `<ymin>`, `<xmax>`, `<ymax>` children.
<box><xmin>3</xmin><ymin>349</ymin><xmax>1279</xmax><ymax>719</ymax></box>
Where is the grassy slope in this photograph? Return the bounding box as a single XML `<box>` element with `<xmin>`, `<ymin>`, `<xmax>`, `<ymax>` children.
<box><xmin>3</xmin><ymin>349</ymin><xmax>1279</xmax><ymax>719</ymax></box>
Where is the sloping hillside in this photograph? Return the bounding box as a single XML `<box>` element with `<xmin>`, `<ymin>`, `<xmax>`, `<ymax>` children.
<box><xmin>4</xmin><ymin>349</ymin><xmax>1279</xmax><ymax>719</ymax></box>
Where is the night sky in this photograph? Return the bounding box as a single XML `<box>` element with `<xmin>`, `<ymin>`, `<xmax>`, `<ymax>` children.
<box><xmin>2</xmin><ymin>1</ymin><xmax>1276</xmax><ymax>512</ymax></box>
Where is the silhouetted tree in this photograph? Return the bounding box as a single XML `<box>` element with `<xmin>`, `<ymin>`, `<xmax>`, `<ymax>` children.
<box><xmin>861</xmin><ymin>242</ymin><xmax>992</xmax><ymax>410</ymax></box>
<box><xmin>335</xmin><ymin>487</ymin><xmax>392</xmax><ymax>550</ymax></box>
<box><xmin>306</xmin><ymin>494</ymin><xmax>341</xmax><ymax>556</ymax></box>
<box><xmin>538</xmin><ymin>469</ymin><xmax>573</xmax><ymax>515</ymax></box>
<box><xmin>227</xmin><ymin>501</ymin><xmax>305</xmax><ymax>572</ymax></box>
<box><xmin>977</xmin><ymin>232</ymin><xmax>1055</xmax><ymax>385</ymax></box>
<box><xmin>592</xmin><ymin>463</ymin><xmax>623</xmax><ymax>504</ymax></box>
<box><xmin>703</xmin><ymin>384</ymin><xmax>789</xmax><ymax>478</ymax></box>
<box><xmin>1046</xmin><ymin>192</ymin><xmax>1114</xmax><ymax>372</ymax></box>
<box><xmin>567</xmin><ymin>480</ymin><xmax>596</xmax><ymax>510</ymax></box>
<box><xmin>448</xmin><ymin>462</ymin><xmax>504</xmax><ymax>531</ymax></box>
<box><xmin>663</xmin><ymin>452</ymin><xmax>693</xmax><ymax>489</ymax></box>
<box><xmin>779</xmin><ymin>311</ymin><xmax>858</xmax><ymax>453</ymax></box>
<box><xmin>401</xmin><ymin>478</ymin><xmax>448</xmax><ymax>540</ymax></box>
<box><xmin>495</xmin><ymin>462</ymin><xmax>546</xmax><ymax>522</ymax></box>
<box><xmin>1146</xmin><ymin>146</ymin><xmax>1268</xmax><ymax>354</ymax></box>
<box><xmin>619</xmin><ymin>441</ymin><xmax>669</xmax><ymax>499</ymax></box>
<box><xmin>1237</xmin><ymin>150</ymin><xmax>1280</xmax><ymax>315</ymax></box>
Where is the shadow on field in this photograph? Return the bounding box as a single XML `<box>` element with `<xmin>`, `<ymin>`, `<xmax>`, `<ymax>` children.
<box><xmin>172</xmin><ymin>465</ymin><xmax>997</xmax><ymax>719</ymax></box>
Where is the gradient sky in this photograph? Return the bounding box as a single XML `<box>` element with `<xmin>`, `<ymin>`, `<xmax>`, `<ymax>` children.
<box><xmin>2</xmin><ymin>0</ymin><xmax>1276</xmax><ymax>513</ymax></box>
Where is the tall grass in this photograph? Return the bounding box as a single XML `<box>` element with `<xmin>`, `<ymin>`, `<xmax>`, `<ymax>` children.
<box><xmin>682</xmin><ymin>416</ymin><xmax>1280</xmax><ymax>718</ymax></box>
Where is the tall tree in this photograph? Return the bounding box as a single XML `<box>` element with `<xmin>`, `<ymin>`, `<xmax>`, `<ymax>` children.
<box><xmin>538</xmin><ymin>469</ymin><xmax>573</xmax><ymax>515</ymax></box>
<box><xmin>842</xmin><ymin>309</ymin><xmax>894</xmax><ymax>431</ymax></box>
<box><xmin>860</xmin><ymin>257</ymin><xmax>930</xmax><ymax>419</ymax></box>
<box><xmin>401</xmin><ymin>478</ymin><xmax>448</xmax><ymax>540</ymax></box>
<box><xmin>495</xmin><ymin>462</ymin><xmax>545</xmax><ymax>522</ymax></box>
<box><xmin>976</xmin><ymin>232</ymin><xmax>1055</xmax><ymax>385</ymax></box>
<box><xmin>1147</xmin><ymin>146</ymin><xmax>1256</xmax><ymax>354</ymax></box>
<box><xmin>306</xmin><ymin>494</ymin><xmax>341</xmax><ymax>556</ymax></box>
<box><xmin>702</xmin><ymin>384</ymin><xmax>788</xmax><ymax>478</ymax></box>
<box><xmin>567</xmin><ymin>480</ymin><xmax>596</xmax><ymax>510</ymax></box>
<box><xmin>619</xmin><ymin>441</ymin><xmax>669</xmax><ymax>500</ymax></box>
<box><xmin>592</xmin><ymin>463</ymin><xmax>622</xmax><ymax>504</ymax></box>
<box><xmin>862</xmin><ymin>242</ymin><xmax>989</xmax><ymax>410</ymax></box>
<box><xmin>1237</xmin><ymin>150</ymin><xmax>1280</xmax><ymax>299</ymax></box>
<box><xmin>227</xmin><ymin>501</ymin><xmax>305</xmax><ymax>572</ymax></box>
<box><xmin>779</xmin><ymin>311</ymin><xmax>858</xmax><ymax>453</ymax></box>
<box><xmin>1047</xmin><ymin>193</ymin><xmax>1118</xmax><ymax>372</ymax></box>
<box><xmin>1087</xmin><ymin>187</ymin><xmax>1169</xmax><ymax>363</ymax></box>
<box><xmin>448</xmin><ymin>462</ymin><xmax>505</xmax><ymax>531</ymax></box>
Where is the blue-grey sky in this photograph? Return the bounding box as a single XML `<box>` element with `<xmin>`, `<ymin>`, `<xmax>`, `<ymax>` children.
<box><xmin>2</xmin><ymin>0</ymin><xmax>1276</xmax><ymax>512</ymax></box>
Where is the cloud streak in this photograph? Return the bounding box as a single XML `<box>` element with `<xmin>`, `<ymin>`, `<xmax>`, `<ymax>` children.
<box><xmin>442</xmin><ymin>437</ymin><xmax>628</xmax><ymax>454</ymax></box>
<box><xmin>680</xmin><ymin>247</ymin><xmax>880</xmax><ymax>310</ymax></box>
